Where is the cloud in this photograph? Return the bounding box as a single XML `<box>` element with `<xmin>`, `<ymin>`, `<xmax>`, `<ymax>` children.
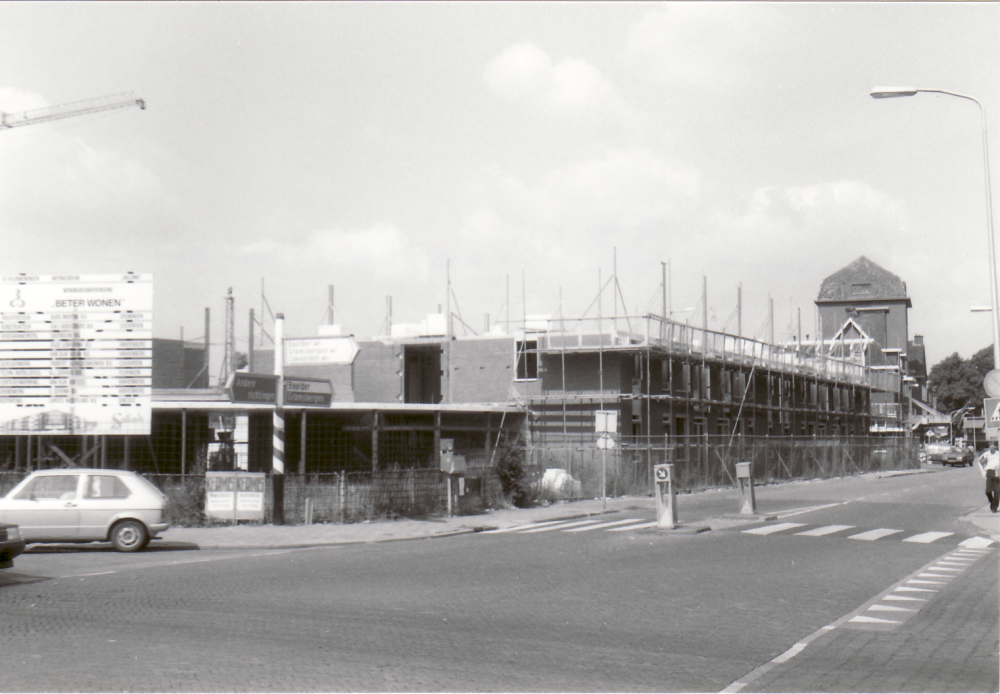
<box><xmin>0</xmin><ymin>87</ymin><xmax>48</xmax><ymax>112</ymax></box>
<box><xmin>625</xmin><ymin>4</ymin><xmax>789</xmax><ymax>93</ymax></box>
<box><xmin>722</xmin><ymin>180</ymin><xmax>905</xmax><ymax>254</ymax></box>
<box><xmin>0</xmin><ymin>129</ymin><xmax>174</xmax><ymax>268</ymax></box>
<box><xmin>461</xmin><ymin>148</ymin><xmax>701</xmax><ymax>262</ymax></box>
<box><xmin>484</xmin><ymin>42</ymin><xmax>643</xmax><ymax>134</ymax></box>
<box><xmin>238</xmin><ymin>223</ymin><xmax>432</xmax><ymax>285</ymax></box>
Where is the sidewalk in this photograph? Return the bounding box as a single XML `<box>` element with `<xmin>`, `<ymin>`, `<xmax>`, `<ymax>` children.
<box><xmin>158</xmin><ymin>495</ymin><xmax>660</xmax><ymax>550</ymax></box>
<box><xmin>158</xmin><ymin>469</ymin><xmax>1000</xmax><ymax>550</ymax></box>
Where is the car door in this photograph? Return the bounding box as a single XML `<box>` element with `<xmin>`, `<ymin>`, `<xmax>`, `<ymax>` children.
<box><xmin>77</xmin><ymin>474</ymin><xmax>134</xmax><ymax>540</ymax></box>
<box><xmin>0</xmin><ymin>473</ymin><xmax>82</xmax><ymax>541</ymax></box>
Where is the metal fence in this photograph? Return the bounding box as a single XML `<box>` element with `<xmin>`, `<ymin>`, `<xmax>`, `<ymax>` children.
<box><xmin>0</xmin><ymin>436</ymin><xmax>917</xmax><ymax>526</ymax></box>
<box><xmin>530</xmin><ymin>435</ymin><xmax>920</xmax><ymax>498</ymax></box>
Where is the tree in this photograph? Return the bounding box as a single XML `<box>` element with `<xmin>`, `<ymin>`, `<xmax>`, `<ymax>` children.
<box><xmin>928</xmin><ymin>347</ymin><xmax>992</xmax><ymax>413</ymax></box>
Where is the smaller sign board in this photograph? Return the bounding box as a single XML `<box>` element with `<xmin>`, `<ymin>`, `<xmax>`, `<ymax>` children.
<box><xmin>225</xmin><ymin>373</ymin><xmax>278</xmax><ymax>405</ymax></box>
<box><xmin>595</xmin><ymin>410</ymin><xmax>618</xmax><ymax>434</ymax></box>
<box><xmin>985</xmin><ymin>399</ymin><xmax>1000</xmax><ymax>430</ymax></box>
<box><xmin>204</xmin><ymin>471</ymin><xmax>266</xmax><ymax>521</ymax></box>
<box><xmin>284</xmin><ymin>378</ymin><xmax>333</xmax><ymax>407</ymax></box>
<box><xmin>654</xmin><ymin>464</ymin><xmax>670</xmax><ymax>482</ymax></box>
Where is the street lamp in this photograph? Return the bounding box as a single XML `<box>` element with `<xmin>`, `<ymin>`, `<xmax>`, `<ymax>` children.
<box><xmin>871</xmin><ymin>86</ymin><xmax>999</xmax><ymax>371</ymax></box>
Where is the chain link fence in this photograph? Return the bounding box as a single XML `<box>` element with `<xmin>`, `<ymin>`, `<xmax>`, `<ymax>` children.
<box><xmin>0</xmin><ymin>435</ymin><xmax>916</xmax><ymax>526</ymax></box>
<box><xmin>530</xmin><ymin>435</ymin><xmax>919</xmax><ymax>498</ymax></box>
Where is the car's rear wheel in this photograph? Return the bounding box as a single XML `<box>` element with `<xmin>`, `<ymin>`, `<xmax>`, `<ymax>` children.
<box><xmin>110</xmin><ymin>520</ymin><xmax>148</xmax><ymax>552</ymax></box>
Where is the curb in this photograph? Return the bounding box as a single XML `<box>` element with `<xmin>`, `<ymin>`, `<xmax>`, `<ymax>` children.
<box><xmin>165</xmin><ymin>509</ymin><xmax>625</xmax><ymax>551</ymax></box>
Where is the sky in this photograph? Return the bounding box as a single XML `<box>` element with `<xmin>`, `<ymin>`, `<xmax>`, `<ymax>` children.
<box><xmin>1</xmin><ymin>2</ymin><xmax>998</xmax><ymax>386</ymax></box>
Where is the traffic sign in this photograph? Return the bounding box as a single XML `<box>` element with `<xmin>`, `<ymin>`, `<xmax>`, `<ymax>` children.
<box><xmin>225</xmin><ymin>373</ymin><xmax>278</xmax><ymax>405</ymax></box>
<box><xmin>985</xmin><ymin>398</ymin><xmax>1000</xmax><ymax>429</ymax></box>
<box><xmin>985</xmin><ymin>370</ymin><xmax>1000</xmax><ymax>398</ymax></box>
<box><xmin>654</xmin><ymin>464</ymin><xmax>670</xmax><ymax>482</ymax></box>
<box><xmin>596</xmin><ymin>434</ymin><xmax>616</xmax><ymax>450</ymax></box>
<box><xmin>284</xmin><ymin>378</ymin><xmax>333</xmax><ymax>407</ymax></box>
<box><xmin>284</xmin><ymin>336</ymin><xmax>360</xmax><ymax>365</ymax></box>
<box><xmin>595</xmin><ymin>410</ymin><xmax>618</xmax><ymax>434</ymax></box>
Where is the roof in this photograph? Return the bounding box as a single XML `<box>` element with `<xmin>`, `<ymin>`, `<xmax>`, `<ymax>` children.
<box><xmin>816</xmin><ymin>256</ymin><xmax>911</xmax><ymax>305</ymax></box>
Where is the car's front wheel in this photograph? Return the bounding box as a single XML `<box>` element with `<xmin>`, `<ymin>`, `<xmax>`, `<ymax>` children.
<box><xmin>110</xmin><ymin>520</ymin><xmax>148</xmax><ymax>552</ymax></box>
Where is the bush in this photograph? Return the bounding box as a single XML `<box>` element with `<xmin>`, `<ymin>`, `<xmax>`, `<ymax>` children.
<box><xmin>494</xmin><ymin>434</ymin><xmax>534</xmax><ymax>508</ymax></box>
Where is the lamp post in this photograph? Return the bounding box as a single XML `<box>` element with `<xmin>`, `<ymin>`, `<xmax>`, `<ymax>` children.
<box><xmin>871</xmin><ymin>87</ymin><xmax>999</xmax><ymax>371</ymax></box>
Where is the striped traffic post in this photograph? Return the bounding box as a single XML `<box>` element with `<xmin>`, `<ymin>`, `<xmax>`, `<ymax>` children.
<box><xmin>272</xmin><ymin>313</ymin><xmax>285</xmax><ymax>525</ymax></box>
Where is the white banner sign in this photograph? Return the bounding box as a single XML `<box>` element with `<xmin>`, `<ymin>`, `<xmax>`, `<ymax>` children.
<box><xmin>0</xmin><ymin>274</ymin><xmax>153</xmax><ymax>435</ymax></box>
<box><xmin>284</xmin><ymin>336</ymin><xmax>360</xmax><ymax>365</ymax></box>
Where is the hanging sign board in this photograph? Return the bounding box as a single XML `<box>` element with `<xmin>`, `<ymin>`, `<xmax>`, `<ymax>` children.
<box><xmin>284</xmin><ymin>378</ymin><xmax>333</xmax><ymax>407</ymax></box>
<box><xmin>284</xmin><ymin>336</ymin><xmax>359</xmax><ymax>365</ymax></box>
<box><xmin>225</xmin><ymin>373</ymin><xmax>278</xmax><ymax>405</ymax></box>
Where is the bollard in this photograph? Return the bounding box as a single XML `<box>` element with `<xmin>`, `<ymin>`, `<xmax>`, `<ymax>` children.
<box><xmin>736</xmin><ymin>462</ymin><xmax>756</xmax><ymax>515</ymax></box>
<box><xmin>304</xmin><ymin>498</ymin><xmax>314</xmax><ymax>525</ymax></box>
<box><xmin>654</xmin><ymin>464</ymin><xmax>678</xmax><ymax>529</ymax></box>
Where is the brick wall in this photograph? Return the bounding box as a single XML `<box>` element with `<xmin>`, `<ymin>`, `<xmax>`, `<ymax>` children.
<box><xmin>448</xmin><ymin>337</ymin><xmax>518</xmax><ymax>403</ymax></box>
<box><xmin>353</xmin><ymin>340</ymin><xmax>403</xmax><ymax>403</ymax></box>
<box><xmin>153</xmin><ymin>339</ymin><xmax>207</xmax><ymax>389</ymax></box>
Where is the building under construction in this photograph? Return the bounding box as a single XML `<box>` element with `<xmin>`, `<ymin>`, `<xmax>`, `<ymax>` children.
<box><xmin>0</xmin><ymin>257</ymin><xmax>919</xmax><ymax>498</ymax></box>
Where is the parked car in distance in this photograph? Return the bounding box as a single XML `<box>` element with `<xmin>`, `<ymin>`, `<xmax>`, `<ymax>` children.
<box><xmin>0</xmin><ymin>469</ymin><xmax>169</xmax><ymax>552</ymax></box>
<box><xmin>924</xmin><ymin>442</ymin><xmax>974</xmax><ymax>467</ymax></box>
<box><xmin>0</xmin><ymin>522</ymin><xmax>26</xmax><ymax>569</ymax></box>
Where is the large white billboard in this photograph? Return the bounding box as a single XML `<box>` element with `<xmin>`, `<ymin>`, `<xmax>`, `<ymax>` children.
<box><xmin>0</xmin><ymin>273</ymin><xmax>153</xmax><ymax>436</ymax></box>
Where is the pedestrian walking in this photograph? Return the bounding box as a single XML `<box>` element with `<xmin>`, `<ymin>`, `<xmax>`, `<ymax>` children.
<box><xmin>976</xmin><ymin>441</ymin><xmax>1000</xmax><ymax>513</ymax></box>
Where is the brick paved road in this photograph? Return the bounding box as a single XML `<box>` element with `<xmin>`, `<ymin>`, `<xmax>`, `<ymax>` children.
<box><xmin>1</xmin><ymin>468</ymin><xmax>996</xmax><ymax>693</ymax></box>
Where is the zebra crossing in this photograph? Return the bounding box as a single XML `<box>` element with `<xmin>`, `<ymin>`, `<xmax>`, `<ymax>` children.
<box><xmin>741</xmin><ymin>521</ymin><xmax>996</xmax><ymax>548</ymax></box>
<box><xmin>484</xmin><ymin>518</ymin><xmax>656</xmax><ymax>534</ymax></box>
<box><xmin>482</xmin><ymin>516</ymin><xmax>997</xmax><ymax>549</ymax></box>
<box><xmin>844</xmin><ymin>545</ymin><xmax>994</xmax><ymax>629</ymax></box>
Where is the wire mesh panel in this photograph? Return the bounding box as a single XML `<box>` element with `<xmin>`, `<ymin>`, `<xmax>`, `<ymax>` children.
<box><xmin>343</xmin><ymin>469</ymin><xmax>447</xmax><ymax>521</ymax></box>
<box><xmin>531</xmin><ymin>435</ymin><xmax>920</xmax><ymax>497</ymax></box>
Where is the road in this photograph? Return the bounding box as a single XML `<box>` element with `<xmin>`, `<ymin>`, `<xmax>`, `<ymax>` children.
<box><xmin>0</xmin><ymin>465</ymin><xmax>997</xmax><ymax>692</ymax></box>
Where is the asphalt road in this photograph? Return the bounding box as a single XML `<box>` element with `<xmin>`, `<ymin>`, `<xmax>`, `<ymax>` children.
<box><xmin>1</xmin><ymin>467</ymin><xmax>997</xmax><ymax>693</ymax></box>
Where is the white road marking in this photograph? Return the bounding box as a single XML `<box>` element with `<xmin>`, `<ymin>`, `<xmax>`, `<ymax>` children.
<box><xmin>958</xmin><ymin>537</ymin><xmax>995</xmax><ymax>548</ymax></box>
<box><xmin>486</xmin><ymin>520</ymin><xmax>570</xmax><ymax>533</ymax></box>
<box><xmin>519</xmin><ymin>519</ymin><xmax>602</xmax><ymax>533</ymax></box>
<box><xmin>849</xmin><ymin>615</ymin><xmax>900</xmax><ymax>624</ymax></box>
<box><xmin>795</xmin><ymin>525</ymin><xmax>854</xmax><ymax>537</ymax></box>
<box><xmin>927</xmin><ymin>566</ymin><xmax>962</xmax><ymax>572</ymax></box>
<box><xmin>904</xmin><ymin>531</ymin><xmax>954</xmax><ymax>544</ymax></box>
<box><xmin>867</xmin><ymin>604</ymin><xmax>917</xmax><ymax>613</ymax></box>
<box><xmin>848</xmin><ymin>528</ymin><xmax>903</xmax><ymax>541</ymax></box>
<box><xmin>771</xmin><ymin>501</ymin><xmax>853</xmax><ymax>519</ymax></box>
<box><xmin>58</xmin><ymin>549</ymin><xmax>298</xmax><ymax>579</ymax></box>
<box><xmin>894</xmin><ymin>586</ymin><xmax>938</xmax><ymax>593</ymax></box>
<box><xmin>907</xmin><ymin>579</ymin><xmax>947</xmax><ymax>585</ymax></box>
<box><xmin>883</xmin><ymin>595</ymin><xmax>926</xmax><ymax>602</ymax></box>
<box><xmin>563</xmin><ymin>519</ymin><xmax>644</xmax><ymax>532</ymax></box>
<box><xmin>742</xmin><ymin>523</ymin><xmax>805</xmax><ymax>535</ymax></box>
<box><xmin>606</xmin><ymin>521</ymin><xmax>658</xmax><ymax>532</ymax></box>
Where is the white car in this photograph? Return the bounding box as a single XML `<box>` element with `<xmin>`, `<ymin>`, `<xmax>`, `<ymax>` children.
<box><xmin>0</xmin><ymin>469</ymin><xmax>169</xmax><ymax>552</ymax></box>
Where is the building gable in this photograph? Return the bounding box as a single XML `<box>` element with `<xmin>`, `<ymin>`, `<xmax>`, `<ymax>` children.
<box><xmin>817</xmin><ymin>256</ymin><xmax>911</xmax><ymax>306</ymax></box>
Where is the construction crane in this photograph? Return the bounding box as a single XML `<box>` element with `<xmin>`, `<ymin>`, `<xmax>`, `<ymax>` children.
<box><xmin>1</xmin><ymin>92</ymin><xmax>145</xmax><ymax>130</ymax></box>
